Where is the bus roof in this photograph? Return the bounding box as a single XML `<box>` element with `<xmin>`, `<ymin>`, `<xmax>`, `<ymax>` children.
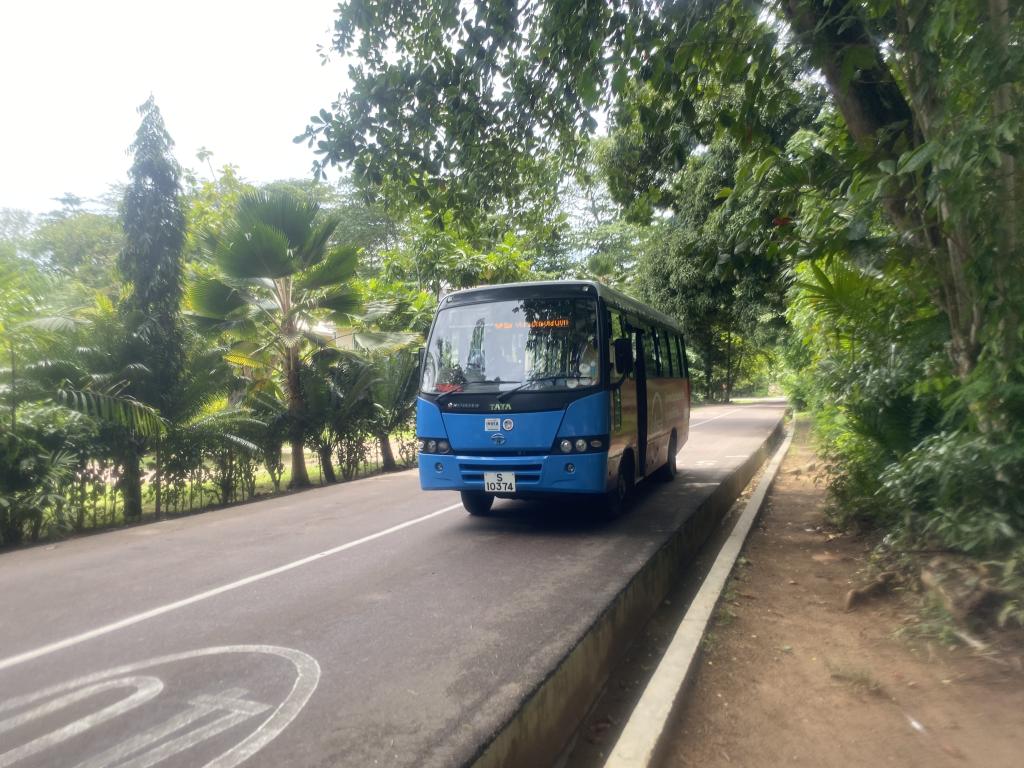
<box><xmin>440</xmin><ymin>280</ymin><xmax>686</xmax><ymax>335</ymax></box>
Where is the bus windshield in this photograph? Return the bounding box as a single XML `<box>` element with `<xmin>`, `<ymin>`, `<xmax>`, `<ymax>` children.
<box><xmin>421</xmin><ymin>297</ymin><xmax>600</xmax><ymax>394</ymax></box>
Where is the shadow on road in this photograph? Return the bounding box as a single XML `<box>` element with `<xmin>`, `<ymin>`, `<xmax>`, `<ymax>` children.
<box><xmin>451</xmin><ymin>463</ymin><xmax>725</xmax><ymax>537</ymax></box>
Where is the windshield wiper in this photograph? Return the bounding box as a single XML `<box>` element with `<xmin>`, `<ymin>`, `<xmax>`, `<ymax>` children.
<box><xmin>496</xmin><ymin>375</ymin><xmax>578</xmax><ymax>402</ymax></box>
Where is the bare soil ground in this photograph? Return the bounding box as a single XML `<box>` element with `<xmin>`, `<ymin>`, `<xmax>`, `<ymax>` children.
<box><xmin>663</xmin><ymin>420</ymin><xmax>1024</xmax><ymax>768</ymax></box>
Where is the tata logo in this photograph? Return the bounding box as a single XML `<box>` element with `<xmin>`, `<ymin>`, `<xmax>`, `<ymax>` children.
<box><xmin>489</xmin><ymin>403</ymin><xmax>512</xmax><ymax>411</ymax></box>
<box><xmin>491</xmin><ymin>433</ymin><xmax>506</xmax><ymax>445</ymax></box>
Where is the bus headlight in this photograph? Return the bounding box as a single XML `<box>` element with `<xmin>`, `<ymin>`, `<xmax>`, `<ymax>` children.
<box><xmin>552</xmin><ymin>436</ymin><xmax>609</xmax><ymax>454</ymax></box>
<box><xmin>419</xmin><ymin>437</ymin><xmax>452</xmax><ymax>454</ymax></box>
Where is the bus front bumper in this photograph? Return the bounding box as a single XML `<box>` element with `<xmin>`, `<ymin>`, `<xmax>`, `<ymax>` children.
<box><xmin>418</xmin><ymin>451</ymin><xmax>608</xmax><ymax>495</ymax></box>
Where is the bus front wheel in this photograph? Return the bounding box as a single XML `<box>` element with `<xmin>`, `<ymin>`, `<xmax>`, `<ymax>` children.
<box><xmin>599</xmin><ymin>459</ymin><xmax>633</xmax><ymax>518</ymax></box>
<box><xmin>461</xmin><ymin>491</ymin><xmax>494</xmax><ymax>516</ymax></box>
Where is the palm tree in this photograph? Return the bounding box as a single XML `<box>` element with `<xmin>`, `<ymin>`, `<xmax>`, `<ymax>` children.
<box><xmin>188</xmin><ymin>190</ymin><xmax>362</xmax><ymax>487</ymax></box>
<box><xmin>369</xmin><ymin>349</ymin><xmax>420</xmax><ymax>470</ymax></box>
<box><xmin>301</xmin><ymin>349</ymin><xmax>379</xmax><ymax>482</ymax></box>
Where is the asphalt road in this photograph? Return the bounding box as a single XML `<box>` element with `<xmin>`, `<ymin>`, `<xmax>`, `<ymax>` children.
<box><xmin>0</xmin><ymin>402</ymin><xmax>785</xmax><ymax>768</ymax></box>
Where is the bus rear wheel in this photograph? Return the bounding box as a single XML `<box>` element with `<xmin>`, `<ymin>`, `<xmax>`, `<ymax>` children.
<box><xmin>461</xmin><ymin>491</ymin><xmax>494</xmax><ymax>516</ymax></box>
<box><xmin>657</xmin><ymin>431</ymin><xmax>679</xmax><ymax>481</ymax></box>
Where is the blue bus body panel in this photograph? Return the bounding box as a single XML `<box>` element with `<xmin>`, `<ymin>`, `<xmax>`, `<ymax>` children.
<box><xmin>416</xmin><ymin>397</ymin><xmax>448</xmax><ymax>438</ymax></box>
<box><xmin>417</xmin><ymin>392</ymin><xmax>611</xmax><ymax>495</ymax></box>
<box><xmin>557</xmin><ymin>391</ymin><xmax>610</xmax><ymax>437</ymax></box>
<box><xmin>442</xmin><ymin>409</ymin><xmax>563</xmax><ymax>453</ymax></box>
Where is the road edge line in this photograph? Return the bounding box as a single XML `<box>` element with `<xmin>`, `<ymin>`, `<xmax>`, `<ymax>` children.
<box><xmin>602</xmin><ymin>414</ymin><xmax>796</xmax><ymax>768</ymax></box>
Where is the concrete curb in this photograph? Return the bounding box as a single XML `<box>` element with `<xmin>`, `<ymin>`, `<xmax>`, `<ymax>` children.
<box><xmin>602</xmin><ymin>417</ymin><xmax>796</xmax><ymax>768</ymax></box>
<box><xmin>468</xmin><ymin>413</ymin><xmax>788</xmax><ymax>768</ymax></box>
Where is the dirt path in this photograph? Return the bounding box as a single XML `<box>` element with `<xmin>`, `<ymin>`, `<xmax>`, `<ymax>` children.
<box><xmin>663</xmin><ymin>419</ymin><xmax>1024</xmax><ymax>768</ymax></box>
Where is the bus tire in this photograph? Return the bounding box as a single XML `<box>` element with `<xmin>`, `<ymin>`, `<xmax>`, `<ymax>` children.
<box><xmin>461</xmin><ymin>490</ymin><xmax>494</xmax><ymax>516</ymax></box>
<box><xmin>657</xmin><ymin>431</ymin><xmax>679</xmax><ymax>481</ymax></box>
<box><xmin>599</xmin><ymin>458</ymin><xmax>633</xmax><ymax>518</ymax></box>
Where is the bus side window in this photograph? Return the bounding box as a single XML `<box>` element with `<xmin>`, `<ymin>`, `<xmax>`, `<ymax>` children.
<box><xmin>669</xmin><ymin>333</ymin><xmax>681</xmax><ymax>378</ymax></box>
<box><xmin>609</xmin><ymin>310</ymin><xmax>631</xmax><ymax>378</ymax></box>
<box><xmin>662</xmin><ymin>326</ymin><xmax>674</xmax><ymax>378</ymax></box>
<box><xmin>644</xmin><ymin>325</ymin><xmax>660</xmax><ymax>377</ymax></box>
<box><xmin>676</xmin><ymin>335</ymin><xmax>689</xmax><ymax>379</ymax></box>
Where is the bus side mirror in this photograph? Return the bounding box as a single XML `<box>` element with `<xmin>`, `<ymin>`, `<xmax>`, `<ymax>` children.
<box><xmin>417</xmin><ymin>346</ymin><xmax>425</xmax><ymax>368</ymax></box>
<box><xmin>613</xmin><ymin>337</ymin><xmax>633</xmax><ymax>376</ymax></box>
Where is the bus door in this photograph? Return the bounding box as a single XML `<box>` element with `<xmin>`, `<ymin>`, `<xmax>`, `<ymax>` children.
<box><xmin>634</xmin><ymin>328</ymin><xmax>649</xmax><ymax>476</ymax></box>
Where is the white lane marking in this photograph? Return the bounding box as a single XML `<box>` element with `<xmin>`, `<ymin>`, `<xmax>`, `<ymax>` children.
<box><xmin>0</xmin><ymin>505</ymin><xmax>461</xmax><ymax>672</ymax></box>
<box><xmin>0</xmin><ymin>677</ymin><xmax>163</xmax><ymax>767</ymax></box>
<box><xmin>688</xmin><ymin>408</ymin><xmax>740</xmax><ymax>428</ymax></box>
<box><xmin>0</xmin><ymin>646</ymin><xmax>319</xmax><ymax>768</ymax></box>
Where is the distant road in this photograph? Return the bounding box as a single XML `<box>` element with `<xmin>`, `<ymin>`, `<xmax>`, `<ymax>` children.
<box><xmin>0</xmin><ymin>402</ymin><xmax>785</xmax><ymax>768</ymax></box>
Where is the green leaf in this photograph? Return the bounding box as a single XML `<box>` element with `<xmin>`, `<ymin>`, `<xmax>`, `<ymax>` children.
<box><xmin>187</xmin><ymin>277</ymin><xmax>246</xmax><ymax>318</ymax></box>
<box><xmin>353</xmin><ymin>330</ymin><xmax>421</xmax><ymax>351</ymax></box>
<box><xmin>320</xmin><ymin>286</ymin><xmax>363</xmax><ymax>319</ymax></box>
<box><xmin>294</xmin><ymin>246</ymin><xmax>358</xmax><ymax>291</ymax></box>
<box><xmin>57</xmin><ymin>388</ymin><xmax>164</xmax><ymax>437</ymax></box>
<box><xmin>22</xmin><ymin>316</ymin><xmax>79</xmax><ymax>332</ymax></box>
<box><xmin>214</xmin><ymin>221</ymin><xmax>298</xmax><ymax>279</ymax></box>
<box><xmin>611</xmin><ymin>68</ymin><xmax>629</xmax><ymax>95</ymax></box>
<box><xmin>897</xmin><ymin>142</ymin><xmax>939</xmax><ymax>175</ymax></box>
<box><xmin>223</xmin><ymin>352</ymin><xmax>267</xmax><ymax>369</ymax></box>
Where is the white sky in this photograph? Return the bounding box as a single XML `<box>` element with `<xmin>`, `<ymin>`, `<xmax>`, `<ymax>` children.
<box><xmin>0</xmin><ymin>1</ymin><xmax>350</xmax><ymax>213</ymax></box>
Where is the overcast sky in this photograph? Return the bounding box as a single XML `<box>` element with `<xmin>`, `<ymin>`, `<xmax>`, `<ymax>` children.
<box><xmin>0</xmin><ymin>1</ymin><xmax>350</xmax><ymax>213</ymax></box>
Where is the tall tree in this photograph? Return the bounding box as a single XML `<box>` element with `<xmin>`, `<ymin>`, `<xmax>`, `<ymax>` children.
<box><xmin>306</xmin><ymin>0</ymin><xmax>1022</xmax><ymax>403</ymax></box>
<box><xmin>117</xmin><ymin>96</ymin><xmax>186</xmax><ymax>518</ymax></box>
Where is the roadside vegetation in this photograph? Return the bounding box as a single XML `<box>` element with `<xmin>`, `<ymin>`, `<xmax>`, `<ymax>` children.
<box><xmin>2</xmin><ymin>0</ymin><xmax>1022</xmax><ymax>632</ymax></box>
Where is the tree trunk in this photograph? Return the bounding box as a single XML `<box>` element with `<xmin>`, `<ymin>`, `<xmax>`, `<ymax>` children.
<box><xmin>724</xmin><ymin>330</ymin><xmax>733</xmax><ymax>404</ymax></box>
<box><xmin>379</xmin><ymin>433</ymin><xmax>397</xmax><ymax>471</ymax></box>
<box><xmin>703</xmin><ymin>342</ymin><xmax>714</xmax><ymax>402</ymax></box>
<box><xmin>76</xmin><ymin>476</ymin><xmax>86</xmax><ymax>531</ymax></box>
<box><xmin>9</xmin><ymin>342</ymin><xmax>15</xmax><ymax>432</ymax></box>
<box><xmin>285</xmin><ymin>346</ymin><xmax>311</xmax><ymax>488</ymax></box>
<box><xmin>154</xmin><ymin>439</ymin><xmax>162</xmax><ymax>521</ymax></box>
<box><xmin>318</xmin><ymin>444</ymin><xmax>337</xmax><ymax>483</ymax></box>
<box><xmin>987</xmin><ymin>0</ymin><xmax>1021</xmax><ymax>373</ymax></box>
<box><xmin>121</xmin><ymin>445</ymin><xmax>143</xmax><ymax>520</ymax></box>
<box><xmin>780</xmin><ymin>0</ymin><xmax>999</xmax><ymax>386</ymax></box>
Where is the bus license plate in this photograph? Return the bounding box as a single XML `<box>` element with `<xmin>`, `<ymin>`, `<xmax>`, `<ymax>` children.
<box><xmin>484</xmin><ymin>472</ymin><xmax>516</xmax><ymax>493</ymax></box>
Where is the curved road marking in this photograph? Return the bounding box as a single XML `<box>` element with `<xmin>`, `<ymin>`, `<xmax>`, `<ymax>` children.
<box><xmin>0</xmin><ymin>677</ymin><xmax>163</xmax><ymax>767</ymax></box>
<box><xmin>0</xmin><ymin>504</ymin><xmax>461</xmax><ymax>672</ymax></box>
<box><xmin>0</xmin><ymin>645</ymin><xmax>319</xmax><ymax>768</ymax></box>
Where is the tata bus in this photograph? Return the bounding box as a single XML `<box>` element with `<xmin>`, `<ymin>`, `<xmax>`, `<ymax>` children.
<box><xmin>416</xmin><ymin>280</ymin><xmax>691</xmax><ymax>515</ymax></box>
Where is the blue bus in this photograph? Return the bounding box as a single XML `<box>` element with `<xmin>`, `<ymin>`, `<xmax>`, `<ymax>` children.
<box><xmin>416</xmin><ymin>280</ymin><xmax>691</xmax><ymax>515</ymax></box>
